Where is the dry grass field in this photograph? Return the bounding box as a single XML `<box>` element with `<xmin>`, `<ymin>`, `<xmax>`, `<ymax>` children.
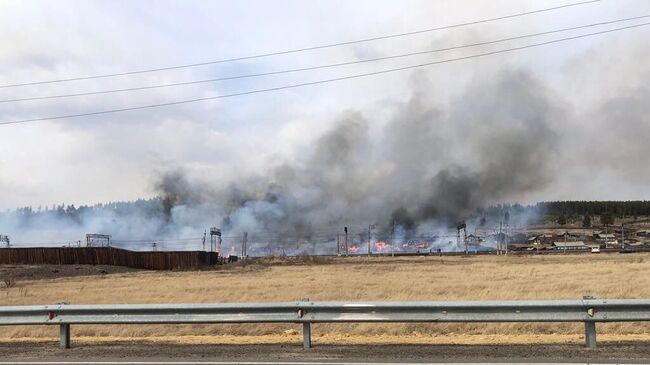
<box><xmin>2</xmin><ymin>253</ymin><xmax>650</xmax><ymax>344</ymax></box>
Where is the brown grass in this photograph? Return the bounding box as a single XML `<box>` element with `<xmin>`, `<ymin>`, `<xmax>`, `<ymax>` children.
<box><xmin>1</xmin><ymin>254</ymin><xmax>650</xmax><ymax>342</ymax></box>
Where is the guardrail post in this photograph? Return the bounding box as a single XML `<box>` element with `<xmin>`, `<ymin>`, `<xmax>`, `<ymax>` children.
<box><xmin>59</xmin><ymin>324</ymin><xmax>70</xmax><ymax>349</ymax></box>
<box><xmin>302</xmin><ymin>322</ymin><xmax>312</xmax><ymax>349</ymax></box>
<box><xmin>584</xmin><ymin>322</ymin><xmax>597</xmax><ymax>348</ymax></box>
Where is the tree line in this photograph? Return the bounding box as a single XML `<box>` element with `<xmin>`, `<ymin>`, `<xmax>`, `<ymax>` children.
<box><xmin>534</xmin><ymin>201</ymin><xmax>650</xmax><ymax>218</ymax></box>
<box><xmin>3</xmin><ymin>199</ymin><xmax>649</xmax><ymax>229</ymax></box>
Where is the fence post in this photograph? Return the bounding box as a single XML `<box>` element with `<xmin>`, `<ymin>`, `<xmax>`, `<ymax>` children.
<box><xmin>303</xmin><ymin>322</ymin><xmax>312</xmax><ymax>349</ymax></box>
<box><xmin>584</xmin><ymin>322</ymin><xmax>597</xmax><ymax>348</ymax></box>
<box><xmin>60</xmin><ymin>324</ymin><xmax>70</xmax><ymax>349</ymax></box>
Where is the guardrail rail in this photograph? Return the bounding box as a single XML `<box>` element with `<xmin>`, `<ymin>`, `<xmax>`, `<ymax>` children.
<box><xmin>1</xmin><ymin>298</ymin><xmax>649</xmax><ymax>349</ymax></box>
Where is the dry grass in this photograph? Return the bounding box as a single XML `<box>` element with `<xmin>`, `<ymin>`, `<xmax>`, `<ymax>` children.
<box><xmin>2</xmin><ymin>254</ymin><xmax>650</xmax><ymax>342</ymax></box>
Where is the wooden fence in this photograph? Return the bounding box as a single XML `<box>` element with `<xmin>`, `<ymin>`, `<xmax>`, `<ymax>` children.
<box><xmin>0</xmin><ymin>247</ymin><xmax>221</xmax><ymax>270</ymax></box>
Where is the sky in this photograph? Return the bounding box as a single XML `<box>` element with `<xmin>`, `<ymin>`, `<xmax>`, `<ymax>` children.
<box><xmin>1</xmin><ymin>0</ymin><xmax>650</xmax><ymax>212</ymax></box>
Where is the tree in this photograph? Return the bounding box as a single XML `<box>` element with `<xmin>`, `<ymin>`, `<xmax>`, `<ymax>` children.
<box><xmin>582</xmin><ymin>213</ymin><xmax>592</xmax><ymax>228</ymax></box>
<box><xmin>479</xmin><ymin>216</ymin><xmax>487</xmax><ymax>227</ymax></box>
<box><xmin>557</xmin><ymin>214</ymin><xmax>567</xmax><ymax>225</ymax></box>
<box><xmin>504</xmin><ymin>211</ymin><xmax>510</xmax><ymax>224</ymax></box>
<box><xmin>601</xmin><ymin>212</ymin><xmax>614</xmax><ymax>227</ymax></box>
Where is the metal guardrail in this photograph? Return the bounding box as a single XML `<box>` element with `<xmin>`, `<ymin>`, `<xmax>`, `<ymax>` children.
<box><xmin>1</xmin><ymin>298</ymin><xmax>649</xmax><ymax>349</ymax></box>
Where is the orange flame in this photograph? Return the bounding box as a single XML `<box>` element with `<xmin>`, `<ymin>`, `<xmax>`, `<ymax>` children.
<box><xmin>374</xmin><ymin>241</ymin><xmax>391</xmax><ymax>251</ymax></box>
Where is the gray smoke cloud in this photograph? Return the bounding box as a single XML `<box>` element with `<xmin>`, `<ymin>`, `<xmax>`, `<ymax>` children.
<box><xmin>0</xmin><ymin>68</ymin><xmax>575</xmax><ymax>253</ymax></box>
<box><xmin>154</xmin><ymin>68</ymin><xmax>561</xmax><ymax>238</ymax></box>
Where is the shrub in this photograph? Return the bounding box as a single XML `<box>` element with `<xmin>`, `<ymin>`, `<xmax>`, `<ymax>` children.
<box><xmin>2</xmin><ymin>276</ymin><xmax>16</xmax><ymax>288</ymax></box>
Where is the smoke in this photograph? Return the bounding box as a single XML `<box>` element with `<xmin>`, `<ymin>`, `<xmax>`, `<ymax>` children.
<box><xmin>0</xmin><ymin>68</ymin><xmax>566</xmax><ymax>252</ymax></box>
<box><xmin>417</xmin><ymin>70</ymin><xmax>561</xmax><ymax>222</ymax></box>
<box><xmin>156</xmin><ymin>68</ymin><xmax>561</xmax><ymax>234</ymax></box>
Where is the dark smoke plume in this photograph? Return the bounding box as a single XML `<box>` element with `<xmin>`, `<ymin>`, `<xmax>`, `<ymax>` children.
<box><xmin>0</xmin><ymin>68</ymin><xmax>567</xmax><ymax>252</ymax></box>
<box><xmin>156</xmin><ymin>68</ymin><xmax>562</xmax><ymax>234</ymax></box>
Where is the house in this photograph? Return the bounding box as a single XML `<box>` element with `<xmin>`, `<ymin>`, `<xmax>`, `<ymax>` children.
<box><xmin>466</xmin><ymin>234</ymin><xmax>483</xmax><ymax>244</ymax></box>
<box><xmin>596</xmin><ymin>233</ymin><xmax>616</xmax><ymax>241</ymax></box>
<box><xmin>552</xmin><ymin>241</ymin><xmax>589</xmax><ymax>251</ymax></box>
<box><xmin>511</xmin><ymin>243</ymin><xmax>536</xmax><ymax>251</ymax></box>
<box><xmin>566</xmin><ymin>231</ymin><xmax>583</xmax><ymax>239</ymax></box>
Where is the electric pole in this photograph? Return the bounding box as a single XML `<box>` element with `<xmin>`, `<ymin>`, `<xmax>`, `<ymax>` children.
<box><xmin>391</xmin><ymin>220</ymin><xmax>395</xmax><ymax>258</ymax></box>
<box><xmin>367</xmin><ymin>224</ymin><xmax>372</xmax><ymax>257</ymax></box>
<box><xmin>241</xmin><ymin>232</ymin><xmax>248</xmax><ymax>258</ymax></box>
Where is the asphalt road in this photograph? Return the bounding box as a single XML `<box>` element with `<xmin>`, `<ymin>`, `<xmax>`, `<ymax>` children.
<box><xmin>3</xmin><ymin>342</ymin><xmax>650</xmax><ymax>364</ymax></box>
<box><xmin>1</xmin><ymin>362</ymin><xmax>650</xmax><ymax>365</ymax></box>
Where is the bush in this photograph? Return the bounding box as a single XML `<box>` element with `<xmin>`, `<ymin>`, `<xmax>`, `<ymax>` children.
<box><xmin>2</xmin><ymin>276</ymin><xmax>16</xmax><ymax>288</ymax></box>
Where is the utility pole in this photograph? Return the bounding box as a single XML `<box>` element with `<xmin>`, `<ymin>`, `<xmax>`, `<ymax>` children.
<box><xmin>367</xmin><ymin>224</ymin><xmax>375</xmax><ymax>257</ymax></box>
<box><xmin>463</xmin><ymin>230</ymin><xmax>469</xmax><ymax>255</ymax></box>
<box><xmin>344</xmin><ymin>226</ymin><xmax>349</xmax><ymax>256</ymax></box>
<box><xmin>391</xmin><ymin>220</ymin><xmax>395</xmax><ymax>258</ymax></box>
<box><xmin>336</xmin><ymin>233</ymin><xmax>340</xmax><ymax>256</ymax></box>
<box><xmin>504</xmin><ymin>225</ymin><xmax>508</xmax><ymax>255</ymax></box>
<box><xmin>498</xmin><ymin>222</ymin><xmax>503</xmax><ymax>255</ymax></box>
<box><xmin>621</xmin><ymin>223</ymin><xmax>625</xmax><ymax>250</ymax></box>
<box><xmin>241</xmin><ymin>231</ymin><xmax>248</xmax><ymax>258</ymax></box>
<box><xmin>368</xmin><ymin>224</ymin><xmax>372</xmax><ymax>257</ymax></box>
<box><xmin>202</xmin><ymin>230</ymin><xmax>206</xmax><ymax>251</ymax></box>
<box><xmin>605</xmin><ymin>217</ymin><xmax>608</xmax><ymax>248</ymax></box>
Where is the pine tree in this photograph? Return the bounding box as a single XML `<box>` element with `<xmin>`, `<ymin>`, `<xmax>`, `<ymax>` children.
<box><xmin>601</xmin><ymin>212</ymin><xmax>614</xmax><ymax>226</ymax></box>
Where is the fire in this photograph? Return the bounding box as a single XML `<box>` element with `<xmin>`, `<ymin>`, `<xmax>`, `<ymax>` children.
<box><xmin>374</xmin><ymin>241</ymin><xmax>391</xmax><ymax>251</ymax></box>
<box><xmin>349</xmin><ymin>245</ymin><xmax>360</xmax><ymax>253</ymax></box>
<box><xmin>416</xmin><ymin>242</ymin><xmax>429</xmax><ymax>249</ymax></box>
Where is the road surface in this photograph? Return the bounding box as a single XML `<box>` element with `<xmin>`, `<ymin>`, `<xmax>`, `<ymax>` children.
<box><xmin>3</xmin><ymin>342</ymin><xmax>650</xmax><ymax>363</ymax></box>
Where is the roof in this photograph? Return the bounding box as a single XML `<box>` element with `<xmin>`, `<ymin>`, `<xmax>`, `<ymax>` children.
<box><xmin>597</xmin><ymin>234</ymin><xmax>615</xmax><ymax>238</ymax></box>
<box><xmin>553</xmin><ymin>241</ymin><xmax>586</xmax><ymax>247</ymax></box>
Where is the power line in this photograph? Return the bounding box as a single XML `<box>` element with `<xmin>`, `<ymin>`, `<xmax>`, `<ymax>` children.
<box><xmin>0</xmin><ymin>0</ymin><xmax>600</xmax><ymax>89</ymax></box>
<box><xmin>3</xmin><ymin>14</ymin><xmax>646</xmax><ymax>104</ymax></box>
<box><xmin>1</xmin><ymin>21</ymin><xmax>647</xmax><ymax>127</ymax></box>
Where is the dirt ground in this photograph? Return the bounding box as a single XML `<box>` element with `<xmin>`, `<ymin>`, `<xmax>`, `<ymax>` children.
<box><xmin>0</xmin><ymin>264</ymin><xmax>138</xmax><ymax>281</ymax></box>
<box><xmin>4</xmin><ymin>340</ymin><xmax>650</xmax><ymax>362</ymax></box>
